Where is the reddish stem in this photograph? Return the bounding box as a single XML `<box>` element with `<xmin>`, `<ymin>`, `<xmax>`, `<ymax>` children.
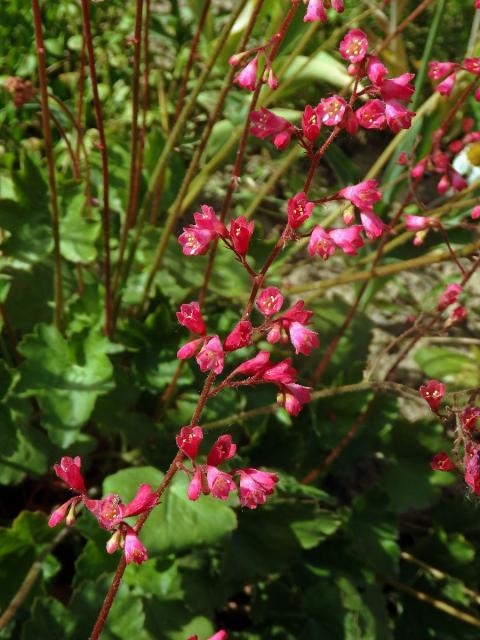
<box><xmin>80</xmin><ymin>0</ymin><xmax>113</xmax><ymax>338</ymax></box>
<box><xmin>76</xmin><ymin>31</ymin><xmax>87</xmax><ymax>165</ymax></box>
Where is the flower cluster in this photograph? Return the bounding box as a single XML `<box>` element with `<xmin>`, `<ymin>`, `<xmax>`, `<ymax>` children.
<box><xmin>428</xmin><ymin>57</ymin><xmax>480</xmax><ymax>100</ymax></box>
<box><xmin>49</xmin><ymin>457</ymin><xmax>156</xmax><ymax>565</ymax></box>
<box><xmin>421</xmin><ymin>381</ymin><xmax>480</xmax><ymax>495</ymax></box>
<box><xmin>176</xmin><ymin>428</ymin><xmax>279</xmax><ymax>509</ymax></box>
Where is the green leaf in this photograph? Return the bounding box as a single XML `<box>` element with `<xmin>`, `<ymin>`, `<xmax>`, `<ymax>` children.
<box><xmin>59</xmin><ymin>206</ymin><xmax>101</xmax><ymax>264</ymax></box>
<box><xmin>414</xmin><ymin>346</ymin><xmax>480</xmax><ymax>387</ymax></box>
<box><xmin>22</xmin><ymin>597</ymin><xmax>74</xmax><ymax>640</ymax></box>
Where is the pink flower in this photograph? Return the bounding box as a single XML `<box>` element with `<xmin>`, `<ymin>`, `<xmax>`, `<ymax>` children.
<box><xmin>331</xmin><ymin>0</ymin><xmax>344</xmax><ymax>11</ymax></box>
<box><xmin>287</xmin><ymin>192</ymin><xmax>315</xmax><ymax>228</ymax></box>
<box><xmin>48</xmin><ymin>496</ymin><xmax>81</xmax><ymax>528</ymax></box>
<box><xmin>273</xmin><ymin>129</ymin><xmax>293</xmax><ymax>149</ymax></box>
<box><xmin>224</xmin><ymin>320</ymin><xmax>253</xmax><ymax>351</ymax></box>
<box><xmin>404</xmin><ymin>215</ymin><xmax>433</xmax><ymax>231</ymax></box>
<box><xmin>235</xmin><ymin>55</ymin><xmax>259</xmax><ymax>91</ymax></box>
<box><xmin>196</xmin><ymin>336</ymin><xmax>224</xmax><ymax>374</ymax></box>
<box><xmin>188</xmin><ymin>631</ymin><xmax>228</xmax><ymax>640</ymax></box>
<box><xmin>471</xmin><ymin>205</ymin><xmax>480</xmax><ymax>220</ymax></box>
<box><xmin>355</xmin><ymin>100</ymin><xmax>386</xmax><ymax>129</ymax></box>
<box><xmin>428</xmin><ymin>61</ymin><xmax>458</xmax><ymax>81</ymax></box>
<box><xmin>84</xmin><ymin>485</ymin><xmax>157</xmax><ymax>530</ymax></box>
<box><xmin>367</xmin><ymin>56</ymin><xmax>388</xmax><ymax>86</ymax></box>
<box><xmin>179</xmin><ymin>226</ymin><xmax>213</xmax><ymax>256</ymax></box>
<box><xmin>194</xmin><ymin>205</ymin><xmax>227</xmax><ymax>237</ymax></box>
<box><xmin>281</xmin><ymin>383</ymin><xmax>312</xmax><ymax>415</ymax></box>
<box><xmin>304</xmin><ymin>0</ymin><xmax>327</xmax><ymax>22</ymax></box>
<box><xmin>177</xmin><ymin>337</ymin><xmax>204</xmax><ymax>360</ymax></box>
<box><xmin>464</xmin><ymin>443</ymin><xmax>480</xmax><ymax>494</ymax></box>
<box><xmin>380</xmin><ymin>74</ymin><xmax>415</xmax><ymax>102</ymax></box>
<box><xmin>339</xmin><ymin>29</ymin><xmax>368</xmax><ymax>64</ymax></box>
<box><xmin>229</xmin><ymin>216</ymin><xmax>254</xmax><ymax>256</ymax></box>
<box><xmin>329</xmin><ymin>226</ymin><xmax>364</xmax><ymax>255</ymax></box>
<box><xmin>385</xmin><ymin>101</ymin><xmax>415</xmax><ymax>133</ymax></box>
<box><xmin>176</xmin><ymin>426</ymin><xmax>203</xmax><ymax>459</ymax></box>
<box><xmin>308</xmin><ymin>225</ymin><xmax>336</xmax><ymax>260</ymax></box>
<box><xmin>438</xmin><ymin>283</ymin><xmax>462</xmax><ymax>310</ymax></box>
<box><xmin>289</xmin><ymin>321</ymin><xmax>319</xmax><ymax>355</ymax></box>
<box><xmin>338</xmin><ymin>180</ymin><xmax>381</xmax><ymax>212</ymax></box>
<box><xmin>230</xmin><ymin>351</ymin><xmax>271</xmax><ymax>377</ymax></box>
<box><xmin>124</xmin><ymin>526</ymin><xmax>148</xmax><ymax>565</ymax></box>
<box><xmin>206</xmin><ymin>466</ymin><xmax>235</xmax><ymax>500</ymax></box>
<box><xmin>462</xmin><ymin>406</ymin><xmax>480</xmax><ymax>432</ymax></box>
<box><xmin>262</xmin><ymin>359</ymin><xmax>297</xmax><ymax>384</ymax></box>
<box><xmin>436</xmin><ymin>73</ymin><xmax>456</xmax><ymax>96</ymax></box>
<box><xmin>53</xmin><ymin>456</ymin><xmax>86</xmax><ymax>493</ymax></box>
<box><xmin>267</xmin><ymin>69</ymin><xmax>278</xmax><ymax>90</ymax></box>
<box><xmin>419</xmin><ymin>379</ymin><xmax>445</xmax><ymax>412</ymax></box>
<box><xmin>176</xmin><ymin>302</ymin><xmax>206</xmax><ymax>335</ymax></box>
<box><xmin>207</xmin><ymin>434</ymin><xmax>237</xmax><ymax>466</ymax></box>
<box><xmin>237</xmin><ymin>468</ymin><xmax>279</xmax><ymax>508</ymax></box>
<box><xmin>250</xmin><ymin>108</ymin><xmax>290</xmax><ymax>140</ymax></box>
<box><xmin>411</xmin><ymin>158</ymin><xmax>427</xmax><ymax>179</ymax></box>
<box><xmin>187</xmin><ymin>467</ymin><xmax>204</xmax><ymax>501</ymax></box>
<box><xmin>360</xmin><ymin>211</ymin><xmax>388</xmax><ymax>239</ymax></box>
<box><xmin>449</xmin><ymin>305</ymin><xmax>467</xmax><ymax>324</ymax></box>
<box><xmin>450</xmin><ymin>170</ymin><xmax>468</xmax><ymax>192</ymax></box>
<box><xmin>463</xmin><ymin>57</ymin><xmax>480</xmax><ymax>75</ymax></box>
<box><xmin>302</xmin><ymin>105</ymin><xmax>322</xmax><ymax>141</ymax></box>
<box><xmin>281</xmin><ymin>300</ymin><xmax>313</xmax><ymax>324</ymax></box>
<box><xmin>320</xmin><ymin>96</ymin><xmax>347</xmax><ymax>126</ymax></box>
<box><xmin>397</xmin><ymin>151</ymin><xmax>409</xmax><ymax>165</ymax></box>
<box><xmin>257</xmin><ymin>287</ymin><xmax>284</xmax><ymax>316</ymax></box>
<box><xmin>430</xmin><ymin>452</ymin><xmax>455</xmax><ymax>472</ymax></box>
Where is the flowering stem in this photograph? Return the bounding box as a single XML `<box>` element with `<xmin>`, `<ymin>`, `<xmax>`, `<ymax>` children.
<box><xmin>32</xmin><ymin>0</ymin><xmax>64</xmax><ymax>331</ymax></box>
<box><xmin>80</xmin><ymin>0</ymin><xmax>113</xmax><ymax>338</ymax></box>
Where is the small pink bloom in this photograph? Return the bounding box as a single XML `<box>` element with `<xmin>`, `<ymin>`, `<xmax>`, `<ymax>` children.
<box><xmin>462</xmin><ymin>406</ymin><xmax>480</xmax><ymax>432</ymax></box>
<box><xmin>304</xmin><ymin>0</ymin><xmax>327</xmax><ymax>22</ymax></box>
<box><xmin>287</xmin><ymin>192</ymin><xmax>315</xmax><ymax>228</ymax></box>
<box><xmin>106</xmin><ymin>529</ymin><xmax>122</xmax><ymax>554</ymax></box>
<box><xmin>179</xmin><ymin>226</ymin><xmax>213</xmax><ymax>256</ymax></box>
<box><xmin>449</xmin><ymin>305</ymin><xmax>467</xmax><ymax>324</ymax></box>
<box><xmin>281</xmin><ymin>383</ymin><xmax>311</xmax><ymax>415</ymax></box>
<box><xmin>397</xmin><ymin>151</ymin><xmax>409</xmax><ymax>165</ymax></box>
<box><xmin>176</xmin><ymin>426</ymin><xmax>204</xmax><ymax>459</ymax></box>
<box><xmin>273</xmin><ymin>129</ymin><xmax>293</xmax><ymax>149</ymax></box>
<box><xmin>48</xmin><ymin>496</ymin><xmax>80</xmax><ymax>528</ymax></box>
<box><xmin>188</xmin><ymin>467</ymin><xmax>203</xmax><ymax>501</ymax></box>
<box><xmin>281</xmin><ymin>300</ymin><xmax>313</xmax><ymax>324</ymax></box>
<box><xmin>194</xmin><ymin>205</ymin><xmax>227</xmax><ymax>237</ymax></box>
<box><xmin>176</xmin><ymin>302</ymin><xmax>206</xmax><ymax>335</ymax></box>
<box><xmin>360</xmin><ymin>211</ymin><xmax>388</xmax><ymax>239</ymax></box>
<box><xmin>411</xmin><ymin>158</ymin><xmax>427</xmax><ymax>179</ymax></box>
<box><xmin>428</xmin><ymin>61</ymin><xmax>458</xmax><ymax>81</ymax></box>
<box><xmin>230</xmin><ymin>351</ymin><xmax>270</xmax><ymax>377</ymax></box>
<box><xmin>188</xmin><ymin>632</ymin><xmax>228</xmax><ymax>640</ymax></box>
<box><xmin>344</xmin><ymin>106</ymin><xmax>359</xmax><ymax>134</ymax></box>
<box><xmin>471</xmin><ymin>205</ymin><xmax>480</xmax><ymax>220</ymax></box>
<box><xmin>463</xmin><ymin>57</ymin><xmax>480</xmax><ymax>76</ymax></box>
<box><xmin>123</xmin><ymin>484</ymin><xmax>157</xmax><ymax>518</ymax></box>
<box><xmin>267</xmin><ymin>68</ymin><xmax>279</xmax><ymax>90</ymax></box>
<box><xmin>329</xmin><ymin>226</ymin><xmax>364</xmax><ymax>255</ymax></box>
<box><xmin>385</xmin><ymin>101</ymin><xmax>415</xmax><ymax>133</ymax></box>
<box><xmin>419</xmin><ymin>379</ymin><xmax>445</xmax><ymax>412</ymax></box>
<box><xmin>430</xmin><ymin>452</ymin><xmax>456</xmax><ymax>472</ymax></box>
<box><xmin>339</xmin><ymin>29</ymin><xmax>368</xmax><ymax>64</ymax></box>
<box><xmin>355</xmin><ymin>100</ymin><xmax>386</xmax><ymax>129</ymax></box>
<box><xmin>177</xmin><ymin>337</ymin><xmax>204</xmax><ymax>360</ymax></box>
<box><xmin>237</xmin><ymin>468</ymin><xmax>279</xmax><ymax>508</ymax></box>
<box><xmin>331</xmin><ymin>0</ymin><xmax>344</xmax><ymax>11</ymax></box>
<box><xmin>53</xmin><ymin>456</ymin><xmax>86</xmax><ymax>494</ymax></box>
<box><xmin>432</xmin><ymin>151</ymin><xmax>449</xmax><ymax>172</ymax></box>
<box><xmin>207</xmin><ymin>434</ymin><xmax>237</xmax><ymax>466</ymax></box>
<box><xmin>235</xmin><ymin>55</ymin><xmax>259</xmax><ymax>91</ymax></box>
<box><xmin>320</xmin><ymin>96</ymin><xmax>347</xmax><ymax>126</ymax></box>
<box><xmin>206</xmin><ymin>466</ymin><xmax>235</xmax><ymax>500</ymax></box>
<box><xmin>196</xmin><ymin>335</ymin><xmax>224</xmax><ymax>374</ymax></box>
<box><xmin>367</xmin><ymin>56</ymin><xmax>388</xmax><ymax>86</ymax></box>
<box><xmin>257</xmin><ymin>287</ymin><xmax>284</xmax><ymax>316</ymax></box>
<box><xmin>266</xmin><ymin>322</ymin><xmax>283</xmax><ymax>344</ymax></box>
<box><xmin>451</xmin><ymin>170</ymin><xmax>468</xmax><ymax>192</ymax></box>
<box><xmin>229</xmin><ymin>216</ymin><xmax>254</xmax><ymax>256</ymax></box>
<box><xmin>262</xmin><ymin>359</ymin><xmax>297</xmax><ymax>384</ymax></box>
<box><xmin>338</xmin><ymin>180</ymin><xmax>381</xmax><ymax>212</ymax></box>
<box><xmin>224</xmin><ymin>320</ymin><xmax>253</xmax><ymax>351</ymax></box>
<box><xmin>250</xmin><ymin>108</ymin><xmax>290</xmax><ymax>140</ymax></box>
<box><xmin>404</xmin><ymin>215</ymin><xmax>433</xmax><ymax>231</ymax></box>
<box><xmin>380</xmin><ymin>74</ymin><xmax>415</xmax><ymax>102</ymax></box>
<box><xmin>302</xmin><ymin>105</ymin><xmax>322</xmax><ymax>141</ymax></box>
<box><xmin>464</xmin><ymin>443</ymin><xmax>480</xmax><ymax>494</ymax></box>
<box><xmin>124</xmin><ymin>527</ymin><xmax>148</xmax><ymax>565</ymax></box>
<box><xmin>83</xmin><ymin>495</ymin><xmax>126</xmax><ymax>530</ymax></box>
<box><xmin>289</xmin><ymin>321</ymin><xmax>319</xmax><ymax>356</ymax></box>
<box><xmin>436</xmin><ymin>73</ymin><xmax>456</xmax><ymax>96</ymax></box>
<box><xmin>437</xmin><ymin>174</ymin><xmax>450</xmax><ymax>195</ymax></box>
<box><xmin>437</xmin><ymin>283</ymin><xmax>462</xmax><ymax>310</ymax></box>
<box><xmin>308</xmin><ymin>225</ymin><xmax>336</xmax><ymax>260</ymax></box>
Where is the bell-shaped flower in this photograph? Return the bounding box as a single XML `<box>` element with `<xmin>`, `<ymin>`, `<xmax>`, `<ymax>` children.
<box><xmin>207</xmin><ymin>434</ymin><xmax>237</xmax><ymax>467</ymax></box>
<box><xmin>176</xmin><ymin>302</ymin><xmax>206</xmax><ymax>335</ymax></box>
<box><xmin>404</xmin><ymin>214</ymin><xmax>433</xmax><ymax>231</ymax></box>
<box><xmin>302</xmin><ymin>105</ymin><xmax>322</xmax><ymax>141</ymax></box>
<box><xmin>437</xmin><ymin>283</ymin><xmax>462</xmax><ymax>310</ymax></box>
<box><xmin>288</xmin><ymin>321</ymin><xmax>319</xmax><ymax>356</ymax></box>
<box><xmin>256</xmin><ymin>287</ymin><xmax>284</xmax><ymax>316</ymax></box>
<box><xmin>308</xmin><ymin>226</ymin><xmax>336</xmax><ymax>260</ymax></box>
<box><xmin>235</xmin><ymin>55</ymin><xmax>259</xmax><ymax>91</ymax></box>
<box><xmin>339</xmin><ymin>29</ymin><xmax>368</xmax><ymax>64</ymax></box>
<box><xmin>329</xmin><ymin>226</ymin><xmax>364</xmax><ymax>255</ymax></box>
<box><xmin>355</xmin><ymin>100</ymin><xmax>386</xmax><ymax>130</ymax></box>
<box><xmin>338</xmin><ymin>180</ymin><xmax>381</xmax><ymax>212</ymax></box>
<box><xmin>53</xmin><ymin>456</ymin><xmax>86</xmax><ymax>494</ymax></box>
<box><xmin>464</xmin><ymin>443</ymin><xmax>480</xmax><ymax>494</ymax></box>
<box><xmin>48</xmin><ymin>496</ymin><xmax>81</xmax><ymax>528</ymax></box>
<box><xmin>224</xmin><ymin>320</ymin><xmax>253</xmax><ymax>352</ymax></box>
<box><xmin>229</xmin><ymin>216</ymin><xmax>254</xmax><ymax>256</ymax></box>
<box><xmin>287</xmin><ymin>192</ymin><xmax>315</xmax><ymax>228</ymax></box>
<box><xmin>360</xmin><ymin>211</ymin><xmax>388</xmax><ymax>239</ymax></box>
<box><xmin>176</xmin><ymin>426</ymin><xmax>204</xmax><ymax>460</ymax></box>
<box><xmin>281</xmin><ymin>383</ymin><xmax>312</xmax><ymax>415</ymax></box>
<box><xmin>419</xmin><ymin>379</ymin><xmax>445</xmax><ymax>412</ymax></box>
<box><xmin>385</xmin><ymin>101</ymin><xmax>415</xmax><ymax>133</ymax></box>
<box><xmin>304</xmin><ymin>0</ymin><xmax>327</xmax><ymax>22</ymax></box>
<box><xmin>196</xmin><ymin>335</ymin><xmax>225</xmax><ymax>374</ymax></box>
<box><xmin>367</xmin><ymin>56</ymin><xmax>388</xmax><ymax>86</ymax></box>
<box><xmin>262</xmin><ymin>358</ymin><xmax>297</xmax><ymax>384</ymax></box>
<box><xmin>124</xmin><ymin>525</ymin><xmax>148</xmax><ymax>565</ymax></box>
<box><xmin>430</xmin><ymin>452</ymin><xmax>456</xmax><ymax>472</ymax></box>
<box><xmin>380</xmin><ymin>74</ymin><xmax>415</xmax><ymax>102</ymax></box>
<box><xmin>320</xmin><ymin>96</ymin><xmax>347</xmax><ymax>126</ymax></box>
<box><xmin>230</xmin><ymin>351</ymin><xmax>271</xmax><ymax>378</ymax></box>
<box><xmin>250</xmin><ymin>108</ymin><xmax>290</xmax><ymax>140</ymax></box>
<box><xmin>206</xmin><ymin>466</ymin><xmax>235</xmax><ymax>500</ymax></box>
<box><xmin>236</xmin><ymin>468</ymin><xmax>279</xmax><ymax>508</ymax></box>
<box><xmin>177</xmin><ymin>337</ymin><xmax>204</xmax><ymax>360</ymax></box>
<box><xmin>179</xmin><ymin>226</ymin><xmax>213</xmax><ymax>256</ymax></box>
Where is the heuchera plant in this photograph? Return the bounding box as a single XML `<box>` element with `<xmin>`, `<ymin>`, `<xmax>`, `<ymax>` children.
<box><xmin>39</xmin><ymin>1</ymin><xmax>480</xmax><ymax>637</ymax></box>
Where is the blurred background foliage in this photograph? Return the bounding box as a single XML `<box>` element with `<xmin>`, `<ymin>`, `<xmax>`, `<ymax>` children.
<box><xmin>0</xmin><ymin>0</ymin><xmax>480</xmax><ymax>638</ymax></box>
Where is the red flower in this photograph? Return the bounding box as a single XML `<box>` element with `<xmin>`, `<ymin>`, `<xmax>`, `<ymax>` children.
<box><xmin>257</xmin><ymin>287</ymin><xmax>284</xmax><ymax>316</ymax></box>
<box><xmin>196</xmin><ymin>336</ymin><xmax>225</xmax><ymax>374</ymax></box>
<box><xmin>320</xmin><ymin>96</ymin><xmax>347</xmax><ymax>126</ymax></box>
<box><xmin>385</xmin><ymin>101</ymin><xmax>415</xmax><ymax>133</ymax></box>
<box><xmin>419</xmin><ymin>379</ymin><xmax>445</xmax><ymax>412</ymax></box>
<box><xmin>463</xmin><ymin>57</ymin><xmax>480</xmax><ymax>76</ymax></box>
<box><xmin>235</xmin><ymin>55</ymin><xmax>259</xmax><ymax>91</ymax></box>
<box><xmin>430</xmin><ymin>452</ymin><xmax>456</xmax><ymax>472</ymax></box>
<box><xmin>53</xmin><ymin>456</ymin><xmax>86</xmax><ymax>494</ymax></box>
<box><xmin>462</xmin><ymin>407</ymin><xmax>480</xmax><ymax>432</ymax></box>
<box><xmin>302</xmin><ymin>105</ymin><xmax>322</xmax><ymax>141</ymax></box>
<box><xmin>464</xmin><ymin>443</ymin><xmax>480</xmax><ymax>494</ymax></box>
<box><xmin>224</xmin><ymin>320</ymin><xmax>253</xmax><ymax>351</ymax></box>
<box><xmin>339</xmin><ymin>29</ymin><xmax>368</xmax><ymax>64</ymax></box>
<box><xmin>123</xmin><ymin>525</ymin><xmax>148</xmax><ymax>565</ymax></box>
<box><xmin>262</xmin><ymin>358</ymin><xmax>297</xmax><ymax>385</ymax></box>
<box><xmin>236</xmin><ymin>468</ymin><xmax>279</xmax><ymax>508</ymax></box>
<box><xmin>380</xmin><ymin>74</ymin><xmax>415</xmax><ymax>102</ymax></box>
<box><xmin>287</xmin><ymin>192</ymin><xmax>315</xmax><ymax>228</ymax></box>
<box><xmin>194</xmin><ymin>205</ymin><xmax>227</xmax><ymax>237</ymax></box>
<box><xmin>250</xmin><ymin>108</ymin><xmax>290</xmax><ymax>140</ymax></box>
<box><xmin>206</xmin><ymin>466</ymin><xmax>235</xmax><ymax>500</ymax></box>
<box><xmin>308</xmin><ymin>225</ymin><xmax>336</xmax><ymax>260</ymax></box>
<box><xmin>289</xmin><ymin>321</ymin><xmax>319</xmax><ymax>356</ymax></box>
<box><xmin>367</xmin><ymin>56</ymin><xmax>387</xmax><ymax>85</ymax></box>
<box><xmin>207</xmin><ymin>434</ymin><xmax>237</xmax><ymax>466</ymax></box>
<box><xmin>176</xmin><ymin>302</ymin><xmax>206</xmax><ymax>335</ymax></box>
<box><xmin>360</xmin><ymin>211</ymin><xmax>388</xmax><ymax>239</ymax></box>
<box><xmin>428</xmin><ymin>61</ymin><xmax>458</xmax><ymax>81</ymax></box>
<box><xmin>355</xmin><ymin>100</ymin><xmax>386</xmax><ymax>129</ymax></box>
<box><xmin>281</xmin><ymin>383</ymin><xmax>312</xmax><ymax>416</ymax></box>
<box><xmin>177</xmin><ymin>337</ymin><xmax>204</xmax><ymax>360</ymax></box>
<box><xmin>229</xmin><ymin>216</ymin><xmax>254</xmax><ymax>256</ymax></box>
<box><xmin>329</xmin><ymin>226</ymin><xmax>364</xmax><ymax>255</ymax></box>
<box><xmin>176</xmin><ymin>426</ymin><xmax>204</xmax><ymax>460</ymax></box>
<box><xmin>304</xmin><ymin>0</ymin><xmax>327</xmax><ymax>22</ymax></box>
<box><xmin>437</xmin><ymin>283</ymin><xmax>462</xmax><ymax>310</ymax></box>
<box><xmin>230</xmin><ymin>351</ymin><xmax>271</xmax><ymax>377</ymax></box>
<box><xmin>338</xmin><ymin>180</ymin><xmax>381</xmax><ymax>212</ymax></box>
<box><xmin>179</xmin><ymin>226</ymin><xmax>214</xmax><ymax>256</ymax></box>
